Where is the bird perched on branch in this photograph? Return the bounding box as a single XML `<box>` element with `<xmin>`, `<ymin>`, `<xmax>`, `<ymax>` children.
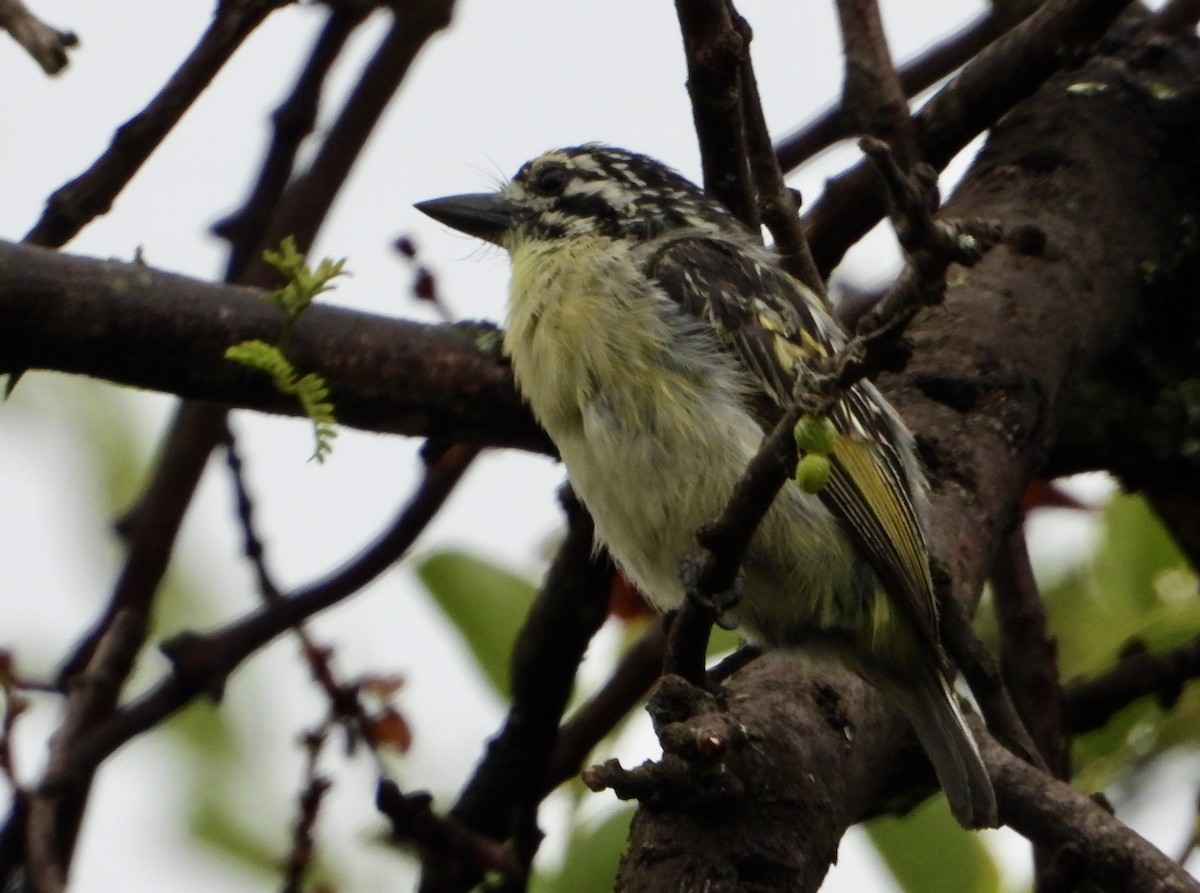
<box><xmin>416</xmin><ymin>144</ymin><xmax>997</xmax><ymax>829</ymax></box>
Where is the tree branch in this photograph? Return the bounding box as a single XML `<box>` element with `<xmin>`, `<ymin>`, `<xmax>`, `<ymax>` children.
<box><xmin>983</xmin><ymin>727</ymin><xmax>1200</xmax><ymax>892</ymax></box>
<box><xmin>775</xmin><ymin>4</ymin><xmax>1034</xmax><ymax>169</ymax></box>
<box><xmin>0</xmin><ymin>0</ymin><xmax>76</xmax><ymax>75</ymax></box>
<box><xmin>0</xmin><ymin>238</ymin><xmax>546</xmax><ymax>452</ymax></box>
<box><xmin>804</xmin><ymin>0</ymin><xmax>1134</xmax><ymax>276</ymax></box>
<box><xmin>674</xmin><ymin>0</ymin><xmax>757</xmax><ymax>228</ymax></box>
<box><xmin>50</xmin><ymin>440</ymin><xmax>475</xmax><ymax>778</ymax></box>
<box><xmin>834</xmin><ymin>0</ymin><xmax>920</xmax><ymax>170</ymax></box>
<box><xmin>613</xmin><ymin>27</ymin><xmax>1200</xmax><ymax>892</ymax></box>
<box><xmin>1064</xmin><ymin>635</ymin><xmax>1200</xmax><ymax>735</ymax></box>
<box><xmin>24</xmin><ymin>0</ymin><xmax>288</xmax><ymax>248</ymax></box>
<box><xmin>421</xmin><ymin>491</ymin><xmax>613</xmax><ymax>892</ymax></box>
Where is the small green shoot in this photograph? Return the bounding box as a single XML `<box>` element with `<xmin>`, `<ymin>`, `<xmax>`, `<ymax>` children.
<box><xmin>225</xmin><ymin>237</ymin><xmax>347</xmax><ymax>462</ymax></box>
<box><xmin>262</xmin><ymin>235</ymin><xmax>348</xmax><ymax>345</ymax></box>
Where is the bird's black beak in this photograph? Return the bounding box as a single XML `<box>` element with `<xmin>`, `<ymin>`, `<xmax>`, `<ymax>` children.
<box><xmin>414</xmin><ymin>192</ymin><xmax>516</xmax><ymax>244</ymax></box>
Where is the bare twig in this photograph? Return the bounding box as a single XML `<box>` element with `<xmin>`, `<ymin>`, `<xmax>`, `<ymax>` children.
<box><xmin>805</xmin><ymin>0</ymin><xmax>1134</xmax><ymax>276</ymax></box>
<box><xmin>259</xmin><ymin>0</ymin><xmax>456</xmax><ymax>258</ymax></box>
<box><xmin>27</xmin><ymin>611</ymin><xmax>144</xmax><ymax>893</ymax></box>
<box><xmin>1064</xmin><ymin>635</ymin><xmax>1200</xmax><ymax>735</ymax></box>
<box><xmin>545</xmin><ymin>618</ymin><xmax>668</xmax><ymax>792</ymax></box>
<box><xmin>834</xmin><ymin>0</ymin><xmax>920</xmax><ymax>170</ymax></box>
<box><xmin>376</xmin><ymin>782</ymin><xmax>521</xmax><ymax>882</ymax></box>
<box><xmin>982</xmin><ymin>726</ymin><xmax>1200</xmax><ymax>892</ymax></box>
<box><xmin>213</xmin><ymin>4</ymin><xmax>371</xmax><ymax>279</ymax></box>
<box><xmin>57</xmin><ymin>442</ymin><xmax>476</xmax><ymax>777</ymax></box>
<box><xmin>852</xmin><ymin>136</ymin><xmax>1001</xmax><ymax>341</ymax></box>
<box><xmin>280</xmin><ymin>730</ymin><xmax>333</xmax><ymax>893</ymax></box>
<box><xmin>676</xmin><ymin>3</ymin><xmax>826</xmax><ymax>297</ymax></box>
<box><xmin>674</xmin><ymin>0</ymin><xmax>757</xmax><ymax>227</ymax></box>
<box><xmin>223</xmin><ymin>424</ymin><xmax>416</xmax><ymax>754</ymax></box>
<box><xmin>0</xmin><ymin>0</ymin><xmax>76</xmax><ymax>75</ymax></box>
<box><xmin>775</xmin><ymin>5</ymin><xmax>1034</xmax><ymax>169</ymax></box>
<box><xmin>25</xmin><ymin>2</ymin><xmax>464</xmax><ymax>860</ymax></box>
<box><xmin>992</xmin><ymin>527</ymin><xmax>1068</xmax><ymax>774</ymax></box>
<box><xmin>24</xmin><ymin>0</ymin><xmax>288</xmax><ymax>248</ymax></box>
<box><xmin>735</xmin><ymin>16</ymin><xmax>826</xmax><ymax>300</ymax></box>
<box><xmin>991</xmin><ymin>527</ymin><xmax>1070</xmax><ymax>892</ymax></box>
<box><xmin>422</xmin><ymin>490</ymin><xmax>613</xmax><ymax>892</ymax></box>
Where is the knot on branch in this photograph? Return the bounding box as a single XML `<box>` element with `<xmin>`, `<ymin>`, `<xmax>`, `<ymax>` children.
<box><xmin>582</xmin><ymin>750</ymin><xmax>749</xmax><ymax>807</ymax></box>
<box><xmin>582</xmin><ymin>674</ymin><xmax>758</xmax><ymax>807</ymax></box>
<box><xmin>158</xmin><ymin>632</ymin><xmax>230</xmax><ymax>702</ymax></box>
<box><xmin>375</xmin><ymin>780</ymin><xmax>521</xmax><ymax>881</ymax></box>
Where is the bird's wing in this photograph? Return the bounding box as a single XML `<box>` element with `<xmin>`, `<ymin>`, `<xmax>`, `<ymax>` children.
<box><xmin>645</xmin><ymin>236</ymin><xmax>940</xmax><ymax>653</ymax></box>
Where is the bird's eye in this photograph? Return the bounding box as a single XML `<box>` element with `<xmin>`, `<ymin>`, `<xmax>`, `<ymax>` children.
<box><xmin>531</xmin><ymin>163</ymin><xmax>569</xmax><ymax>197</ymax></box>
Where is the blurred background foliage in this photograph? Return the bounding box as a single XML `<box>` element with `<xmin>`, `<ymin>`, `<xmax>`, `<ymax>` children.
<box><xmin>6</xmin><ymin>378</ymin><xmax>1200</xmax><ymax>893</ymax></box>
<box><xmin>416</xmin><ymin>490</ymin><xmax>1200</xmax><ymax>893</ymax></box>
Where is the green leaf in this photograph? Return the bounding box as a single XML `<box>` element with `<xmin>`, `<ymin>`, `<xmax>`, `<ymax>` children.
<box><xmin>1040</xmin><ymin>494</ymin><xmax>1200</xmax><ymax>789</ymax></box>
<box><xmin>226</xmin><ymin>340</ymin><xmax>299</xmax><ymax>389</ymax></box>
<box><xmin>190</xmin><ymin>797</ymin><xmax>280</xmax><ymax>876</ymax></box>
<box><xmin>1092</xmin><ymin>494</ymin><xmax>1187</xmax><ymax>618</ymax></box>
<box><xmin>532</xmin><ymin>807</ymin><xmax>633</xmax><ymax>893</ymax></box>
<box><xmin>225</xmin><ymin>341</ymin><xmax>337</xmax><ymax>462</ymax></box>
<box><xmin>415</xmin><ymin>550</ymin><xmax>538</xmax><ymax>698</ymax></box>
<box><xmin>867</xmin><ymin>797</ymin><xmax>1001</xmax><ymax>893</ymax></box>
<box><xmin>262</xmin><ymin>235</ymin><xmax>347</xmax><ymax>322</ymax></box>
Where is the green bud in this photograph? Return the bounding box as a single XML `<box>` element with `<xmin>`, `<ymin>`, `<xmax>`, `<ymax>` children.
<box><xmin>795</xmin><ymin>454</ymin><xmax>831</xmax><ymax>493</ymax></box>
<box><xmin>794</xmin><ymin>415</ymin><xmax>838</xmax><ymax>456</ymax></box>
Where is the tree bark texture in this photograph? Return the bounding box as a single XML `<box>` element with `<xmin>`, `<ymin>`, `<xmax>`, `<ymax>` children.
<box><xmin>1</xmin><ymin>26</ymin><xmax>1200</xmax><ymax>893</ymax></box>
<box><xmin>610</xmin><ymin>30</ymin><xmax>1200</xmax><ymax>893</ymax></box>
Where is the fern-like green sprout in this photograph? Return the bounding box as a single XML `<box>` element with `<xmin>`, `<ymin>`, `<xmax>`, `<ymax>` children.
<box><xmin>262</xmin><ymin>235</ymin><xmax>348</xmax><ymax>347</ymax></box>
<box><xmin>225</xmin><ymin>238</ymin><xmax>347</xmax><ymax>462</ymax></box>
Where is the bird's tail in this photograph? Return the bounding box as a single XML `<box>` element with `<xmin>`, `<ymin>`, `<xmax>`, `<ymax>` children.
<box><xmin>897</xmin><ymin>669</ymin><xmax>998</xmax><ymax>829</ymax></box>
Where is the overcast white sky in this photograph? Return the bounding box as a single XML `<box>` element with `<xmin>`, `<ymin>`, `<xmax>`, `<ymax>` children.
<box><xmin>0</xmin><ymin>2</ymin><xmax>1172</xmax><ymax>891</ymax></box>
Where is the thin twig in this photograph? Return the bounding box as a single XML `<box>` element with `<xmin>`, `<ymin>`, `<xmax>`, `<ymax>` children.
<box><xmin>27</xmin><ymin>611</ymin><xmax>144</xmax><ymax>893</ymax></box>
<box><xmin>46</xmin><ymin>0</ymin><xmax>460</xmax><ymax>786</ymax></box>
<box><xmin>674</xmin><ymin>0</ymin><xmax>757</xmax><ymax>227</ymax></box>
<box><xmin>834</xmin><ymin>0</ymin><xmax>920</xmax><ymax>171</ymax></box>
<box><xmin>424</xmin><ymin>490</ymin><xmax>613</xmax><ymax>892</ymax></box>
<box><xmin>734</xmin><ymin>14</ymin><xmax>826</xmax><ymax>300</ymax></box>
<box><xmin>259</xmin><ymin>0</ymin><xmax>456</xmax><ymax>258</ymax></box>
<box><xmin>280</xmin><ymin>730</ymin><xmax>332</xmax><ymax>893</ymax></box>
<box><xmin>376</xmin><ymin>782</ymin><xmax>522</xmax><ymax>882</ymax></box>
<box><xmin>1063</xmin><ymin>635</ymin><xmax>1200</xmax><ymax>735</ymax></box>
<box><xmin>804</xmin><ymin>0</ymin><xmax>1134</xmax><ymax>276</ymax></box>
<box><xmin>992</xmin><ymin>526</ymin><xmax>1068</xmax><ymax>774</ymax></box>
<box><xmin>991</xmin><ymin>526</ymin><xmax>1070</xmax><ymax>892</ymax></box>
<box><xmin>24</xmin><ymin>0</ymin><xmax>288</xmax><ymax>248</ymax></box>
<box><xmin>545</xmin><ymin>618</ymin><xmax>668</xmax><ymax>792</ymax></box>
<box><xmin>775</xmin><ymin>5</ymin><xmax>1031</xmax><ymax>169</ymax></box>
<box><xmin>222</xmin><ymin>424</ymin><xmax>401</xmax><ymax>757</ymax></box>
<box><xmin>212</xmin><ymin>5</ymin><xmax>371</xmax><ymax>280</ymax></box>
<box><xmin>0</xmin><ymin>0</ymin><xmax>76</xmax><ymax>75</ymax></box>
<box><xmin>60</xmin><ymin>443</ymin><xmax>477</xmax><ymax>777</ymax></box>
<box><xmin>981</xmin><ymin>726</ymin><xmax>1200</xmax><ymax>892</ymax></box>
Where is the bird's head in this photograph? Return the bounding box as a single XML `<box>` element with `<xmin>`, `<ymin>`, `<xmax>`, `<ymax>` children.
<box><xmin>415</xmin><ymin>145</ymin><xmax>749</xmax><ymax>247</ymax></box>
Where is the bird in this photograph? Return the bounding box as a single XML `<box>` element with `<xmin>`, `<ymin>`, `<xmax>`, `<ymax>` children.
<box><xmin>416</xmin><ymin>144</ymin><xmax>997</xmax><ymax>829</ymax></box>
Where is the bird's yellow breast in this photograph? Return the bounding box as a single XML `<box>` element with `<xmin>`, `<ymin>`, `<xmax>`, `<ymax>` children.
<box><xmin>500</xmin><ymin>235</ymin><xmax>857</xmax><ymax>625</ymax></box>
<box><xmin>504</xmin><ymin>236</ymin><xmax>703</xmax><ymax>435</ymax></box>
